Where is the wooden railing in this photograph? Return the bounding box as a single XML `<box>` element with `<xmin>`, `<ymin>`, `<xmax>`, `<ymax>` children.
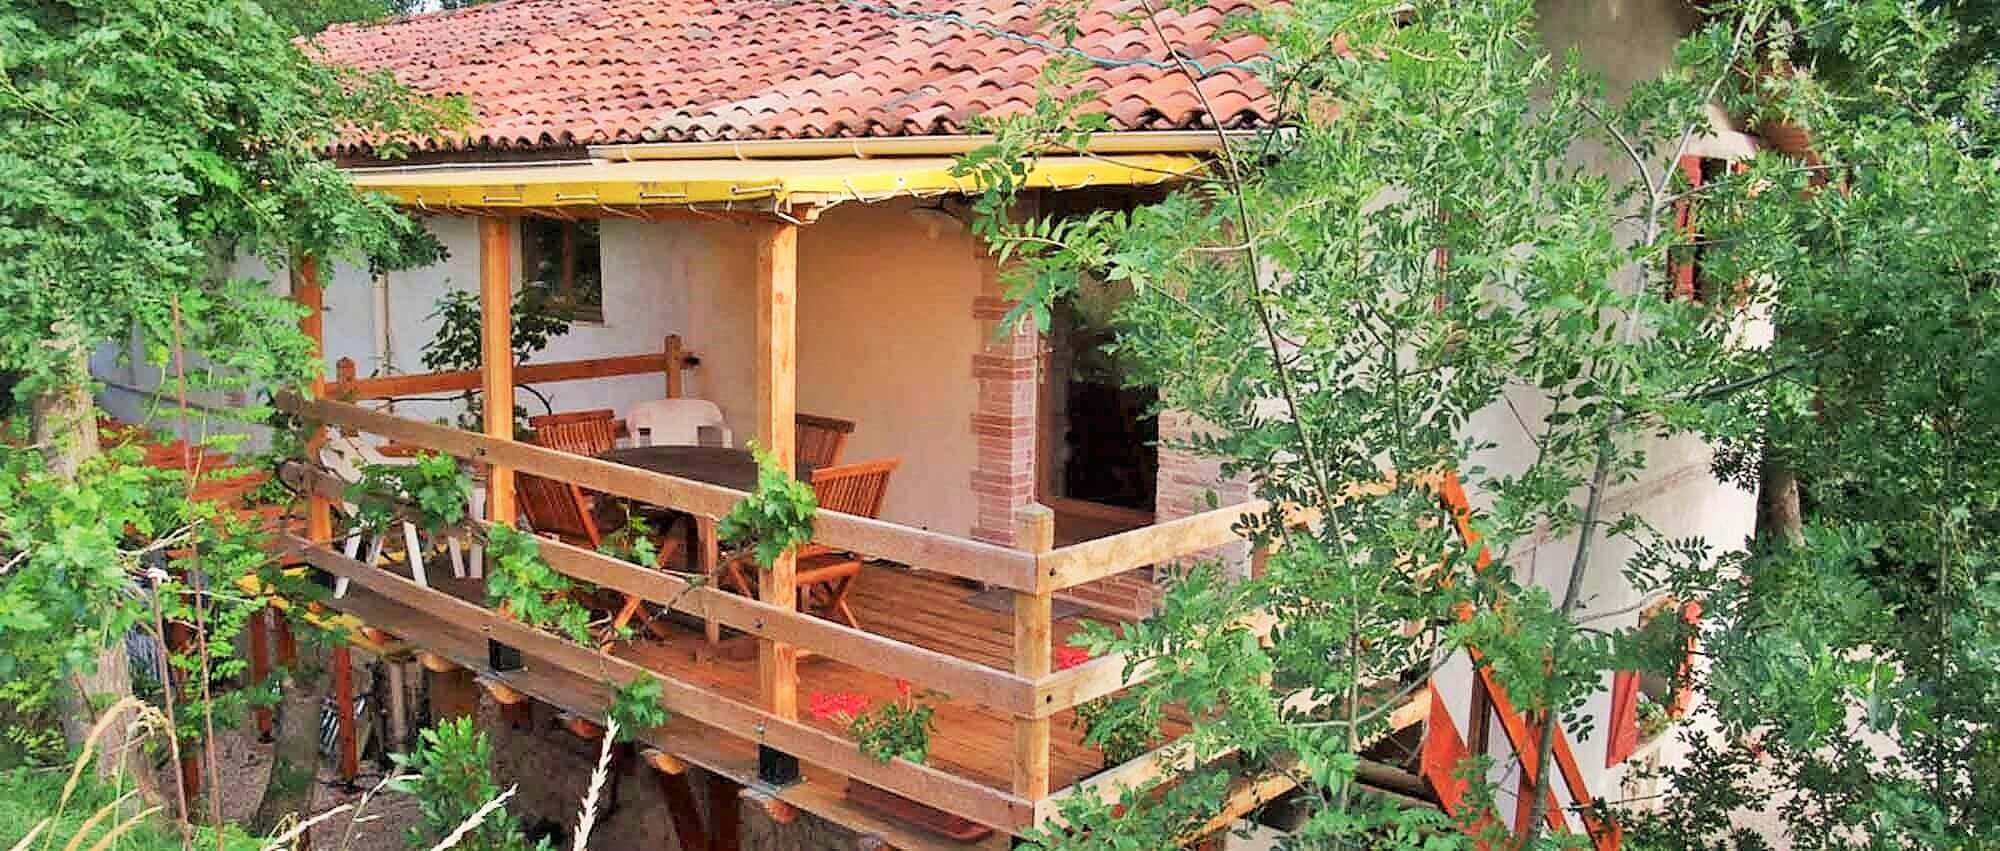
<box><xmin>274</xmin><ymin>391</ymin><xmax>1315</xmax><ymax>837</ymax></box>
<box><xmin>329</xmin><ymin>334</ymin><xmax>698</xmax><ymax>401</ymax></box>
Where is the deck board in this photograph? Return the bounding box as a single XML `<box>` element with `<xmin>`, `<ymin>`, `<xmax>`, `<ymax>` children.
<box><xmin>615</xmin><ymin>564</ymin><xmax>1122</xmax><ymax>791</ymax></box>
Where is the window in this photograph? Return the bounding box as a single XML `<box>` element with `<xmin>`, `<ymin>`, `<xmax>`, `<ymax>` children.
<box><xmin>1668</xmin><ymin>155</ymin><xmax>1737</xmax><ymax>304</ymax></box>
<box><xmin>1606</xmin><ymin>598</ymin><xmax>1702</xmax><ymax>765</ymax></box>
<box><xmin>521</xmin><ymin>218</ymin><xmax>603</xmax><ymax>322</ymax></box>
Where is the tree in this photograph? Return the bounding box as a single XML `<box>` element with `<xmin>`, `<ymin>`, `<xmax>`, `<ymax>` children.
<box><xmin>960</xmin><ymin>0</ymin><xmax>1999</xmax><ymax>847</ymax></box>
<box><xmin>0</xmin><ymin>0</ymin><xmax>462</xmax><ymax>788</ymax></box>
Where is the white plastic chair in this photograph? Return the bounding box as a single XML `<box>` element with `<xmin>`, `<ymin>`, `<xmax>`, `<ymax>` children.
<box><xmin>626</xmin><ymin>398</ymin><xmax>732</xmax><ymax>448</ymax></box>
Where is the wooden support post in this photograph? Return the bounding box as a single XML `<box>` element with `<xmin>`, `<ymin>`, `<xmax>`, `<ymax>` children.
<box><xmin>248</xmin><ymin>608</ymin><xmax>273</xmax><ymax>741</ymax></box>
<box><xmin>294</xmin><ymin>254</ymin><xmax>333</xmax><ymax>546</ymax></box>
<box><xmin>479</xmin><ymin>216</ymin><xmax>517</xmax><ymax>526</ymax></box>
<box><xmin>665</xmin><ymin>334</ymin><xmax>685</xmax><ymax>399</ymax></box>
<box><xmin>753</xmin><ymin>219</ymin><xmax>799</xmax><ymax>723</ymax></box>
<box><xmin>1012</xmin><ymin>504</ymin><xmax>1056</xmax><ymax>801</ymax></box>
<box><xmin>332</xmin><ymin>644</ymin><xmax>359</xmax><ymax>787</ymax></box>
<box><xmin>709</xmin><ymin>773</ymin><xmax>742</xmax><ymax>851</ymax></box>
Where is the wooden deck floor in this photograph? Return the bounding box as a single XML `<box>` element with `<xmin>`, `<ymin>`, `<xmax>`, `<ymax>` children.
<box><xmin>415</xmin><ymin>561</ymin><xmax>1171</xmax><ymax>796</ymax></box>
<box><xmin>615</xmin><ymin>563</ymin><xmax>1152</xmax><ymax>793</ymax></box>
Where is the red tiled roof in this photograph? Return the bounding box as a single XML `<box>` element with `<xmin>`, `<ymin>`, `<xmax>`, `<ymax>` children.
<box><xmin>314</xmin><ymin>0</ymin><xmax>1273</xmax><ymax>155</ymax></box>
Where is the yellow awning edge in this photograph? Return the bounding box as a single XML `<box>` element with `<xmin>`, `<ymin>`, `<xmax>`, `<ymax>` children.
<box><xmin>347</xmin><ymin>154</ymin><xmax>1207</xmax><ymax>212</ymax></box>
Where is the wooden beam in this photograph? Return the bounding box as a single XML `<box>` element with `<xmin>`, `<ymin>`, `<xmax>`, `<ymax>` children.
<box><xmin>710</xmin><ymin>774</ymin><xmax>742</xmax><ymax>851</ymax></box>
<box><xmin>293</xmin><ymin>254</ymin><xmax>333</xmax><ymax>545</ymax></box>
<box><xmin>479</xmin><ymin>215</ymin><xmax>517</xmax><ymax>526</ymax></box>
<box><xmin>1037</xmin><ymin>500</ymin><xmax>1267</xmax><ymax>592</ymax></box>
<box><xmin>284</xmin><ymin>534</ymin><xmax>1036</xmax><ymax>831</ymax></box>
<box><xmin>1012</xmin><ymin>506</ymin><xmax>1055</xmax><ymax>801</ymax></box>
<box><xmin>657</xmin><ymin>769</ymin><xmax>711</xmax><ymax>851</ymax></box>
<box><xmin>332</xmin><ymin>644</ymin><xmax>359</xmax><ymax>785</ymax></box>
<box><xmin>248</xmin><ymin>609</ymin><xmax>273</xmax><ymax>739</ymax></box>
<box><xmin>331</xmin><ymin>351</ymin><xmax>683</xmax><ymax>401</ymax></box>
<box><xmin>754</xmin><ymin>218</ymin><xmax>799</xmax><ymax>721</ymax></box>
<box><xmin>276</xmin><ymin>397</ymin><xmax>1040</xmax><ymax>591</ymax></box>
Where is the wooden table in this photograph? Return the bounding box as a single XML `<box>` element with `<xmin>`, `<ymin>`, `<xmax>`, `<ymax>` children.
<box><xmin>596</xmin><ymin>445</ymin><xmax>812</xmax><ymax>491</ymax></box>
<box><xmin>597</xmin><ymin>446</ymin><xmax>814</xmax><ymax>643</ymax></box>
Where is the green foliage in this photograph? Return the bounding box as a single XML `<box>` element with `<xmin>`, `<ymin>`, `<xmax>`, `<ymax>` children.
<box><xmin>597</xmin><ymin>514</ymin><xmax>660</xmax><ymax>568</ymax></box>
<box><xmin>420</xmin><ymin>287</ymin><xmax>573</xmax><ymax>431</ymax></box>
<box><xmin>483</xmin><ymin>524</ymin><xmax>594</xmax><ymax>645</ymax></box>
<box><xmin>1070</xmin><ymin>695</ymin><xmax>1158</xmax><ymax>767</ymax></box>
<box><xmin>0</xmin><ymin>765</ymin><xmax>261</xmax><ymax>849</ymax></box>
<box><xmin>0</xmin><ymin>0</ymin><xmax>465</xmax><ymax>405</ymax></box>
<box><xmin>344</xmin><ymin>451</ymin><xmax>470</xmax><ymax>537</ymax></box>
<box><xmin>390</xmin><ymin>717</ymin><xmax>546</xmax><ymax>851</ymax></box>
<box><xmin>964</xmin><ymin>0</ymin><xmax>2000</xmax><ymax>846</ymax></box>
<box><xmin>717</xmin><ymin>446</ymin><xmax>818</xmax><ymax>568</ymax></box>
<box><xmin>606</xmin><ymin>676</ymin><xmax>670</xmax><ymax>741</ymax></box>
<box><xmin>848</xmin><ymin>686</ymin><xmax>940</xmax><ymax>765</ymax></box>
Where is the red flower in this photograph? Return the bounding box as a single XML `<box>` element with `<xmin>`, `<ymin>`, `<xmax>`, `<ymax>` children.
<box><xmin>1055</xmin><ymin>645</ymin><xmax>1093</xmax><ymax>671</ymax></box>
<box><xmin>808</xmin><ymin>691</ymin><xmax>870</xmax><ymax>722</ymax></box>
<box><xmin>895</xmin><ymin>679</ymin><xmax>914</xmax><ymax>699</ymax></box>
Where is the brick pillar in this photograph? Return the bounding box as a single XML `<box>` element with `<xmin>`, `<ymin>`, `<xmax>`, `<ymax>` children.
<box><xmin>1154</xmin><ymin>410</ymin><xmax>1253</xmax><ymax>571</ymax></box>
<box><xmin>970</xmin><ymin>287</ymin><xmax>1038</xmax><ymax>547</ymax></box>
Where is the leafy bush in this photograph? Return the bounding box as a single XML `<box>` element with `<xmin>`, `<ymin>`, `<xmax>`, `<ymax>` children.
<box><xmin>345</xmin><ymin>451</ymin><xmax>470</xmax><ymax>536</ymax></box>
<box><xmin>390</xmin><ymin>717</ymin><xmax>547</xmax><ymax>851</ymax></box>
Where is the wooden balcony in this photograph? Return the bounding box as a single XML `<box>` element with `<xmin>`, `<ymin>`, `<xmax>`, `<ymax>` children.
<box><xmin>271</xmin><ymin>392</ymin><xmax>1427</xmax><ymax>848</ymax></box>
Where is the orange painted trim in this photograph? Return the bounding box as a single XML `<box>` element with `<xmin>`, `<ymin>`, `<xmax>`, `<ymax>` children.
<box><xmin>1605</xmin><ymin>670</ymin><xmax>1641</xmax><ymax>767</ymax></box>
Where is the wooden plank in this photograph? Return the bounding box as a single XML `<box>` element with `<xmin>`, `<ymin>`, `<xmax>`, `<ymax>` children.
<box><xmin>518</xmin><ymin>518</ymin><xmax>1038</xmax><ymax>714</ymax></box>
<box><xmin>283</xmin><ymin>534</ymin><xmax>1035</xmax><ymax>831</ymax></box>
<box><xmin>479</xmin><ymin>216</ymin><xmax>517</xmax><ymax>525</ymax></box>
<box><xmin>1012</xmin><ymin>506</ymin><xmax>1055</xmax><ymax>801</ymax></box>
<box><xmin>332</xmin><ymin>644</ymin><xmax>359</xmax><ymax>783</ymax></box>
<box><xmin>664</xmin><ymin>334</ymin><xmax>685</xmax><ymax>399</ymax></box>
<box><xmin>332</xmin><ymin>352</ymin><xmax>677</xmax><ymax>400</ymax></box>
<box><xmin>657</xmin><ymin>771</ymin><xmax>710</xmax><ymax>851</ymax></box>
<box><xmin>276</xmin><ymin>396</ymin><xmax>1040</xmax><ymax>591</ymax></box>
<box><xmin>755</xmin><ymin>218</ymin><xmax>800</xmax><ymax>721</ymax></box>
<box><xmin>1038</xmin><ymin>500</ymin><xmax>1268</xmax><ymax>592</ymax></box>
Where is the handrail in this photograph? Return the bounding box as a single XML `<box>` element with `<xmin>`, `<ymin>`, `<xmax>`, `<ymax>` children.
<box><xmin>1035</xmin><ymin>499</ymin><xmax>1268</xmax><ymax>592</ymax></box>
<box><xmin>277</xmin><ymin>393</ymin><xmax>1042</xmax><ymax>591</ymax></box>
<box><xmin>330</xmin><ymin>334</ymin><xmax>695</xmax><ymax>400</ymax></box>
<box><xmin>281</xmin><ymin>533</ymin><xmax>1036</xmax><ymax>830</ymax></box>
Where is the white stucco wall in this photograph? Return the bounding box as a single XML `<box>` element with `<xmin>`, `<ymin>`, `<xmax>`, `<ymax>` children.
<box><xmin>100</xmin><ymin>201</ymin><xmax>990</xmax><ymax>538</ymax></box>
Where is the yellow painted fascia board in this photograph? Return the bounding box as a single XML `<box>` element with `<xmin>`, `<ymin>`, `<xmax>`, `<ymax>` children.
<box><xmin>347</xmin><ymin>154</ymin><xmax>1205</xmax><ymax>211</ymax></box>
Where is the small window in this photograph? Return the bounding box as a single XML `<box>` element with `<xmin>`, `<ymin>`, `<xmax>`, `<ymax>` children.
<box><xmin>521</xmin><ymin>218</ymin><xmax>603</xmax><ymax>322</ymax></box>
<box><xmin>1668</xmin><ymin>156</ymin><xmax>1734</xmax><ymax>304</ymax></box>
<box><xmin>1606</xmin><ymin>598</ymin><xmax>1702</xmax><ymax>765</ymax></box>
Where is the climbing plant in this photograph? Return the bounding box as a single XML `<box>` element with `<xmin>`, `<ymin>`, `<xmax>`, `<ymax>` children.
<box><xmin>484</xmin><ymin>524</ymin><xmax>595</xmax><ymax>646</ymax></box>
<box><xmin>717</xmin><ymin>446</ymin><xmax>818</xmax><ymax>569</ymax></box>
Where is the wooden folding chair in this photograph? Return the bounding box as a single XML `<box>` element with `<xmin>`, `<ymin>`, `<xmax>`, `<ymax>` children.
<box><xmin>530</xmin><ymin>409</ymin><xmax>623</xmax><ymax>457</ymax></box>
<box><xmin>721</xmin><ymin>458</ymin><xmax>898</xmax><ymax>629</ymax></box>
<box><xmin>517</xmin><ymin>471</ymin><xmax>652</xmax><ymax>646</ymax></box>
<box><xmin>795</xmin><ymin>413</ymin><xmax>856</xmax><ymax>468</ymax></box>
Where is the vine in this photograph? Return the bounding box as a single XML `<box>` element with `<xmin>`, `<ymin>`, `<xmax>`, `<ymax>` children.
<box><xmin>484</xmin><ymin>525</ymin><xmax>594</xmax><ymax>646</ymax></box>
<box><xmin>717</xmin><ymin>446</ymin><xmax>818</xmax><ymax>569</ymax></box>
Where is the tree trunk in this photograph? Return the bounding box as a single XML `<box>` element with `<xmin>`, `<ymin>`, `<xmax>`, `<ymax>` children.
<box><xmin>251</xmin><ymin>641</ymin><xmax>327</xmax><ymax>838</ymax></box>
<box><xmin>35</xmin><ymin>336</ymin><xmax>130</xmax><ymax>777</ymax></box>
<box><xmin>1760</xmin><ymin>464</ymin><xmax>1805</xmax><ymax>545</ymax></box>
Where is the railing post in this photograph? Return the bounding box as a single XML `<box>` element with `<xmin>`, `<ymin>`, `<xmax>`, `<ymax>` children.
<box><xmin>1012</xmin><ymin>503</ymin><xmax>1056</xmax><ymax>801</ymax></box>
<box><xmin>754</xmin><ymin>216</ymin><xmax>801</xmax><ymax>786</ymax></box>
<box><xmin>664</xmin><ymin>333</ymin><xmax>685</xmax><ymax>399</ymax></box>
<box><xmin>479</xmin><ymin>216</ymin><xmax>517</xmax><ymax>525</ymax></box>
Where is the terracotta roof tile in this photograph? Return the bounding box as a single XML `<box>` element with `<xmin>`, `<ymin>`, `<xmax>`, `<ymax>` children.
<box><xmin>316</xmin><ymin>0</ymin><xmax>1272</xmax><ymax>155</ymax></box>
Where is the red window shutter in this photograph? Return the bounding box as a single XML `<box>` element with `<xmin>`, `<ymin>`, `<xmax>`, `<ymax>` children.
<box><xmin>1605</xmin><ymin>669</ymin><xmax>1642</xmax><ymax>766</ymax></box>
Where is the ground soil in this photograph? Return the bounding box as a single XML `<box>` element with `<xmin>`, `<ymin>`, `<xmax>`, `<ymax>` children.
<box><xmin>150</xmin><ymin>723</ymin><xmax>422</xmax><ymax>851</ymax></box>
